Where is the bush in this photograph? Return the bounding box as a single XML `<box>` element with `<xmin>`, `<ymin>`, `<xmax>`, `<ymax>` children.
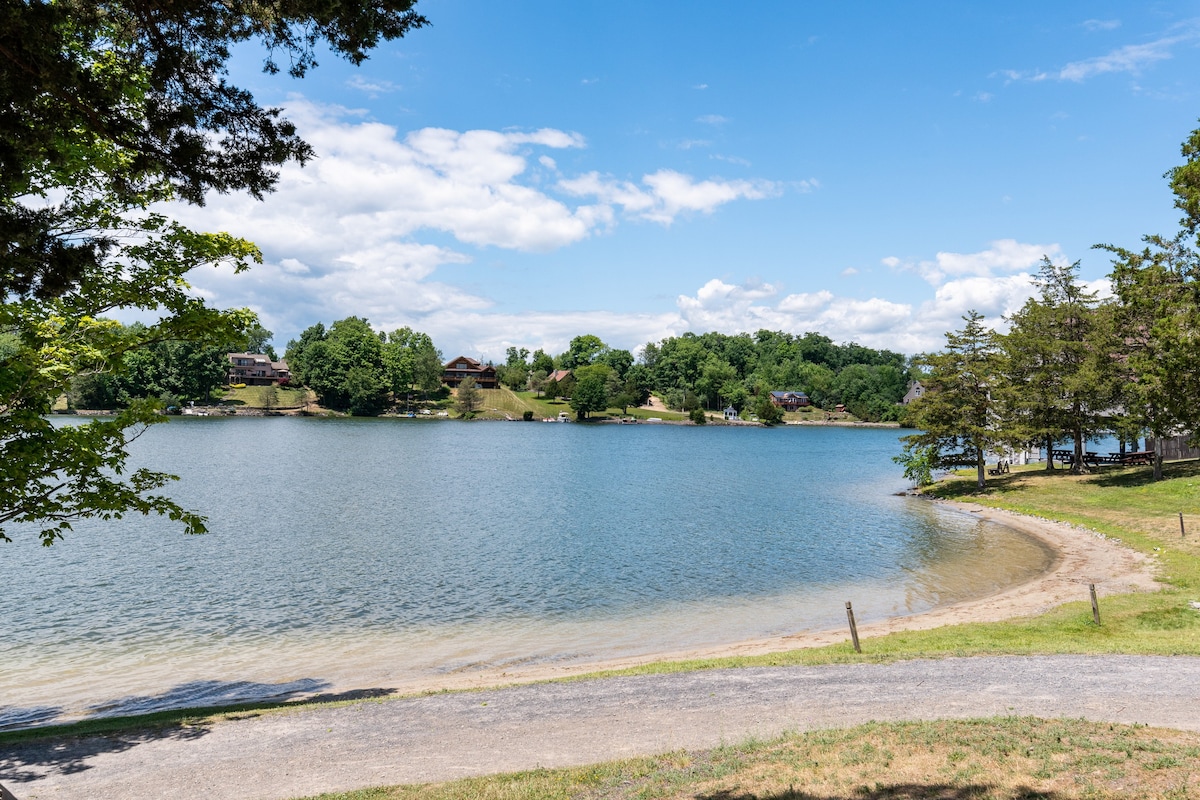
<box><xmin>522</xmin><ymin>410</ymin><xmax>534</xmax><ymax>421</ymax></box>
<box><xmin>689</xmin><ymin>408</ymin><xmax>707</xmax><ymax>425</ymax></box>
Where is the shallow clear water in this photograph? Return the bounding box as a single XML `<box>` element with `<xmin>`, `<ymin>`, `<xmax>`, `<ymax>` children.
<box><xmin>1</xmin><ymin>418</ymin><xmax>1052</xmax><ymax>728</ymax></box>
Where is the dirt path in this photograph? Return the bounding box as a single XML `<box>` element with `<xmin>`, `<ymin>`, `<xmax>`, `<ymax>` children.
<box><xmin>6</xmin><ymin>656</ymin><xmax>1200</xmax><ymax>800</ymax></box>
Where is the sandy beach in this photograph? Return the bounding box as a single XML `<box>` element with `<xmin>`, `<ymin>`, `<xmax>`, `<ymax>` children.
<box><xmin>369</xmin><ymin>499</ymin><xmax>1163</xmax><ymax>696</ymax></box>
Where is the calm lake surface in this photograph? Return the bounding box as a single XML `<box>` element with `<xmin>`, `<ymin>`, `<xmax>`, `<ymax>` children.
<box><xmin>2</xmin><ymin>418</ymin><xmax>1052</xmax><ymax>729</ymax></box>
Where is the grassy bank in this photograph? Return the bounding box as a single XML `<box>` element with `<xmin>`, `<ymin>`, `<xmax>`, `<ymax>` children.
<box><xmin>301</xmin><ymin>717</ymin><xmax>1200</xmax><ymax>800</ymax></box>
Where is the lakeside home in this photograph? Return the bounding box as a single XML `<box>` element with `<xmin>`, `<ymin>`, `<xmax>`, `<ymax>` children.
<box><xmin>227</xmin><ymin>353</ymin><xmax>290</xmax><ymax>386</ymax></box>
<box><xmin>769</xmin><ymin>390</ymin><xmax>810</xmax><ymax>411</ymax></box>
<box><xmin>442</xmin><ymin>356</ymin><xmax>498</xmax><ymax>388</ymax></box>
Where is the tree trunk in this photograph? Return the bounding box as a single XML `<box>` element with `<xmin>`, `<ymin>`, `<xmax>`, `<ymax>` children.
<box><xmin>1154</xmin><ymin>449</ymin><xmax>1164</xmax><ymax>481</ymax></box>
<box><xmin>1071</xmin><ymin>422</ymin><xmax>1087</xmax><ymax>475</ymax></box>
<box><xmin>976</xmin><ymin>447</ymin><xmax>986</xmax><ymax>489</ymax></box>
<box><xmin>1045</xmin><ymin>434</ymin><xmax>1055</xmax><ymax>470</ymax></box>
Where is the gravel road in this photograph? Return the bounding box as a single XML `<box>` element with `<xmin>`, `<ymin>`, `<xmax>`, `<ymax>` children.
<box><xmin>5</xmin><ymin>655</ymin><xmax>1200</xmax><ymax>800</ymax></box>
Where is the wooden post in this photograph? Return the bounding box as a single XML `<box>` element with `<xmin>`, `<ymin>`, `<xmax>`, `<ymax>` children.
<box><xmin>1180</xmin><ymin>512</ymin><xmax>1187</xmax><ymax>538</ymax></box>
<box><xmin>845</xmin><ymin>601</ymin><xmax>861</xmax><ymax>653</ymax></box>
<box><xmin>1089</xmin><ymin>584</ymin><xmax>1101</xmax><ymax>626</ymax></box>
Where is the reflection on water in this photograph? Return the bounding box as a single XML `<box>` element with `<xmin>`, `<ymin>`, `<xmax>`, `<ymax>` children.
<box><xmin>1</xmin><ymin>419</ymin><xmax>1051</xmax><ymax>728</ymax></box>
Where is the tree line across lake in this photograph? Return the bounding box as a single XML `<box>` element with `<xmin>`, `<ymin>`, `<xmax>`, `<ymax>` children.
<box><xmin>281</xmin><ymin>322</ymin><xmax>917</xmax><ymax>422</ymax></box>
<box><xmin>52</xmin><ymin>312</ymin><xmax>919</xmax><ymax>424</ymax></box>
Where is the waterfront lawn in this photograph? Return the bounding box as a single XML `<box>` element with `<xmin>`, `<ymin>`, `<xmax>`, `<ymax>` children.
<box><xmin>300</xmin><ymin>717</ymin><xmax>1200</xmax><ymax>800</ymax></box>
<box><xmin>221</xmin><ymin>385</ymin><xmax>312</xmax><ymax>409</ymax></box>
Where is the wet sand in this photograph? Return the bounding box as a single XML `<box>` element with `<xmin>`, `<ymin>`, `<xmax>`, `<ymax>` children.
<box><xmin>381</xmin><ymin>499</ymin><xmax>1162</xmax><ymax>695</ymax></box>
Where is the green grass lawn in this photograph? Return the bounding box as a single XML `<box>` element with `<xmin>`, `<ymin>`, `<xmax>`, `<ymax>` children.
<box><xmin>465</xmin><ymin>390</ymin><xmax>689</xmax><ymax>422</ymax></box>
<box><xmin>221</xmin><ymin>385</ymin><xmax>312</xmax><ymax>409</ymax></box>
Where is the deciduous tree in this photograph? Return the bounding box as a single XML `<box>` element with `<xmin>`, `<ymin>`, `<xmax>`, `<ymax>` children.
<box><xmin>1</xmin><ymin>0</ymin><xmax>427</xmax><ymax>544</ymax></box>
<box><xmin>1096</xmin><ymin>233</ymin><xmax>1200</xmax><ymax>479</ymax></box>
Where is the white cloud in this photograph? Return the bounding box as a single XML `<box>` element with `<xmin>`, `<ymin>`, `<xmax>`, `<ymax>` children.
<box><xmin>1058</xmin><ymin>39</ymin><xmax>1179</xmax><ymax>81</ymax></box>
<box><xmin>346</xmin><ymin>75</ymin><xmax>399</xmax><ymax>95</ymax></box>
<box><xmin>418</xmin><ymin>309</ymin><xmax>682</xmax><ymax>362</ymax></box>
<box><xmin>1082</xmin><ymin>19</ymin><xmax>1122</xmax><ymax>32</ymax></box>
<box><xmin>656</xmin><ymin>238</ymin><xmax>1111</xmax><ymax>356</ymax></box>
<box><xmin>670</xmin><ymin>279</ymin><xmax>920</xmax><ymax>351</ymax></box>
<box><xmin>166</xmin><ymin>99</ymin><xmax>779</xmax><ymax>354</ymax></box>
<box><xmin>886</xmin><ymin>239</ymin><xmax>1065</xmax><ymax>285</ymax></box>
<box><xmin>711</xmin><ymin>154</ymin><xmax>752</xmax><ymax>167</ymax></box>
<box><xmin>559</xmin><ymin>170</ymin><xmax>780</xmax><ymax>225</ymax></box>
<box><xmin>1002</xmin><ymin>20</ymin><xmax>1200</xmax><ymax>83</ymax></box>
<box><xmin>696</xmin><ymin>114</ymin><xmax>729</xmax><ymax>125</ymax></box>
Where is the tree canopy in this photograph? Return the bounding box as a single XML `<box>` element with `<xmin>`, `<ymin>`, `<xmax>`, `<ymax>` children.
<box><xmin>1</xmin><ymin>0</ymin><xmax>427</xmax><ymax>544</ymax></box>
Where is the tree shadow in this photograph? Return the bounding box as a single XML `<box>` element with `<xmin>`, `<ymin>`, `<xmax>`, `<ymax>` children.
<box><xmin>0</xmin><ymin>717</ymin><xmax>211</xmax><ymax>783</ymax></box>
<box><xmin>929</xmin><ymin>459</ymin><xmax>1200</xmax><ymax>500</ymax></box>
<box><xmin>0</xmin><ymin>677</ymin><xmax>399</xmax><ymax>786</ymax></box>
<box><xmin>83</xmin><ymin>677</ymin><xmax>328</xmax><ymax>718</ymax></box>
<box><xmin>699</xmin><ymin>784</ymin><xmax>1065</xmax><ymax>799</ymax></box>
<box><xmin>1089</xmin><ymin>459</ymin><xmax>1200</xmax><ymax>488</ymax></box>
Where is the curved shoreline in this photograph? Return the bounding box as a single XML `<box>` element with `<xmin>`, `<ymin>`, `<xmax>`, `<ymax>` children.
<box><xmin>378</xmin><ymin>500</ymin><xmax>1162</xmax><ymax>695</ymax></box>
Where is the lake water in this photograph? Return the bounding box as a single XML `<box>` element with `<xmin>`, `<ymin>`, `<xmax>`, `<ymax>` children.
<box><xmin>1</xmin><ymin>418</ymin><xmax>1053</xmax><ymax>729</ymax></box>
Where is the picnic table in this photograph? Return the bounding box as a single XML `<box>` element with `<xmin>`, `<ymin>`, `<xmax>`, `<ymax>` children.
<box><xmin>1052</xmin><ymin>450</ymin><xmax>1123</xmax><ymax>468</ymax></box>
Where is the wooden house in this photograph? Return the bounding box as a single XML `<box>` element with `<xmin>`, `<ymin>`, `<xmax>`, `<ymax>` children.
<box><xmin>442</xmin><ymin>356</ymin><xmax>498</xmax><ymax>389</ymax></box>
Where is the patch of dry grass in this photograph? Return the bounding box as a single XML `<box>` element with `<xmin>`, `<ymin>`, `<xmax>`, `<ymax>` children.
<box><xmin>304</xmin><ymin>718</ymin><xmax>1200</xmax><ymax>799</ymax></box>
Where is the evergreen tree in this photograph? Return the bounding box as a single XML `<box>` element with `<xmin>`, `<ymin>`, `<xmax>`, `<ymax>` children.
<box><xmin>898</xmin><ymin>311</ymin><xmax>1003</xmax><ymax>489</ymax></box>
<box><xmin>454</xmin><ymin>376</ymin><xmax>482</xmax><ymax>418</ymax></box>
<box><xmin>999</xmin><ymin>258</ymin><xmax>1112</xmax><ymax>473</ymax></box>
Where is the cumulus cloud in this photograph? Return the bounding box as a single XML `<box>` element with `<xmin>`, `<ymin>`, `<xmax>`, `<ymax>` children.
<box><xmin>168</xmin><ymin>99</ymin><xmax>779</xmax><ymax>353</ymax></box>
<box><xmin>669</xmin><ymin>278</ymin><xmax>920</xmax><ymax>351</ymax></box>
<box><xmin>416</xmin><ymin>309</ymin><xmax>683</xmax><ymax>362</ymax></box>
<box><xmin>886</xmin><ymin>239</ymin><xmax>1065</xmax><ymax>285</ymax></box>
<box><xmin>657</xmin><ymin>237</ymin><xmax>1110</xmax><ymax>356</ymax></box>
<box><xmin>558</xmin><ymin>170</ymin><xmax>780</xmax><ymax>225</ymax></box>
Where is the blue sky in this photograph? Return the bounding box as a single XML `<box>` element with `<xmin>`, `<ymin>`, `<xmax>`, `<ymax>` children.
<box><xmin>172</xmin><ymin>1</ymin><xmax>1200</xmax><ymax>361</ymax></box>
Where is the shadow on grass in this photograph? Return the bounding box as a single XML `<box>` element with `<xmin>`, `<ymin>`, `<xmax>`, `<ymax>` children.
<box><xmin>700</xmin><ymin>784</ymin><xmax>1063</xmax><ymax>799</ymax></box>
<box><xmin>928</xmin><ymin>459</ymin><xmax>1200</xmax><ymax>500</ymax></box>
<box><xmin>0</xmin><ymin>678</ymin><xmax>398</xmax><ymax>786</ymax></box>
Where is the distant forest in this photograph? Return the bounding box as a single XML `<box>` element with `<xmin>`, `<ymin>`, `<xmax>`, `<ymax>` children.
<box><xmin>281</xmin><ymin>320</ymin><xmax>914</xmax><ymax>422</ymax></box>
<box><xmin>60</xmin><ymin>316</ymin><xmax>915</xmax><ymax>423</ymax></box>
